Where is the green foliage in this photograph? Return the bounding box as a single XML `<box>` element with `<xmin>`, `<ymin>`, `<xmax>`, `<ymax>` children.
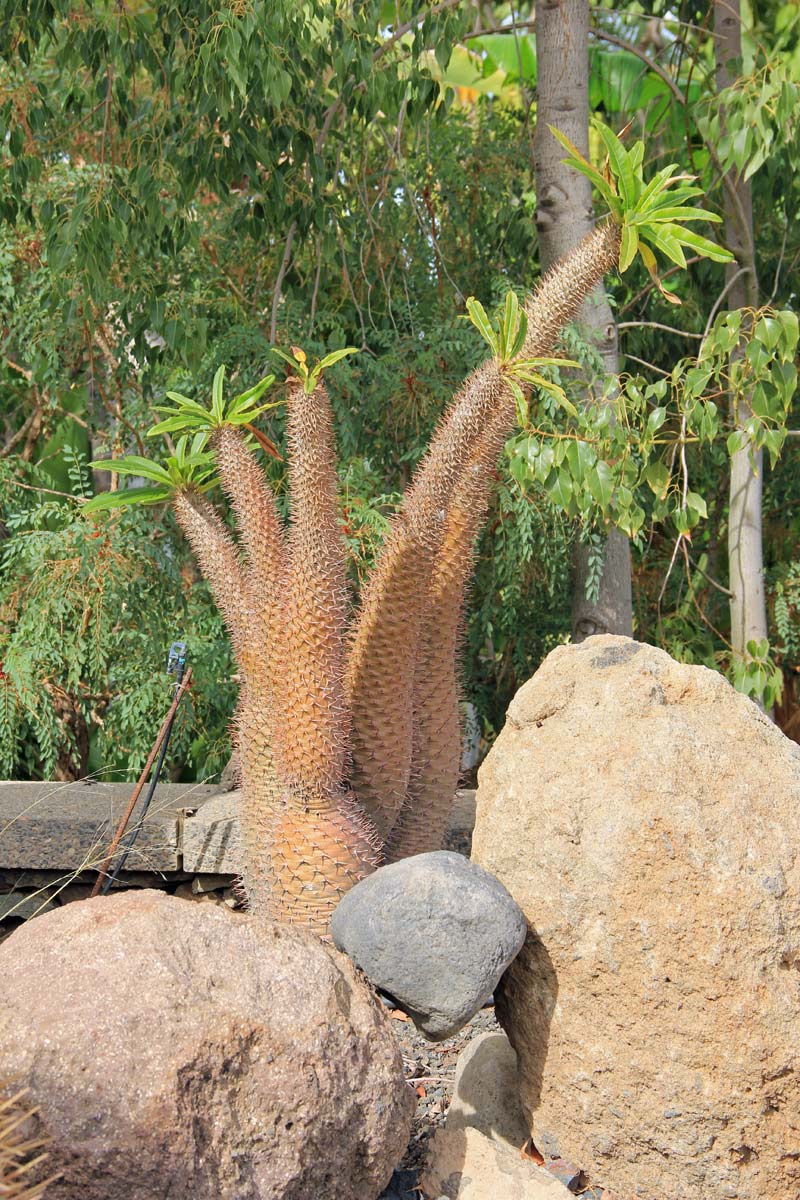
<box><xmin>465</xmin><ymin>474</ymin><xmax>573</xmax><ymax>737</ymax></box>
<box><xmin>150</xmin><ymin>366</ymin><xmax>278</xmax><ymax>437</ymax></box>
<box><xmin>0</xmin><ymin>489</ymin><xmax>235</xmax><ymax>781</ymax></box>
<box><xmin>84</xmin><ymin>434</ymin><xmax>219</xmax><ymax>513</ymax></box>
<box><xmin>552</xmin><ymin>122</ymin><xmax>732</xmax><ymax>301</ymax></box>
<box><xmin>773</xmin><ymin>561</ymin><xmax>800</xmax><ymax>666</ymax></box>
<box><xmin>731</xmin><ymin>637</ymin><xmax>784</xmax><ymax>709</ymax></box>
<box><xmin>1</xmin><ymin>0</ymin><xmax>798</xmax><ymax>767</ymax></box>
<box><xmin>464</xmin><ymin>292</ymin><xmax>578</xmax><ymax>421</ymax></box>
<box><xmin>272</xmin><ymin>346</ymin><xmax>359</xmax><ymax>395</ymax></box>
<box><xmin>700</xmin><ymin>61</ymin><xmax>800</xmax><ymax>180</ymax></box>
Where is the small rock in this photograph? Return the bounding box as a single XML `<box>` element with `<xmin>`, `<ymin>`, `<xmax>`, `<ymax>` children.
<box><xmin>445</xmin><ymin>1031</ymin><xmax>528</xmax><ymax>1145</ymax></box>
<box><xmin>421</xmin><ymin>1125</ymin><xmax>572</xmax><ymax>1199</ymax></box>
<box><xmin>332</xmin><ymin>851</ymin><xmax>526</xmax><ymax>1040</ymax></box>
<box><xmin>173</xmin><ymin>881</ymin><xmax>222</xmax><ymax>904</ymax></box>
<box><xmin>191</xmin><ymin>873</ymin><xmax>232</xmax><ymax>894</ymax></box>
<box><xmin>421</xmin><ymin>1031</ymin><xmax>573</xmax><ymax>1199</ymax></box>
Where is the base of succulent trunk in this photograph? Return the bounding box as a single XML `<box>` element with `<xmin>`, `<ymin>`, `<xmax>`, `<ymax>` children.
<box><xmin>246</xmin><ymin>791</ymin><xmax>383</xmax><ymax>936</ymax></box>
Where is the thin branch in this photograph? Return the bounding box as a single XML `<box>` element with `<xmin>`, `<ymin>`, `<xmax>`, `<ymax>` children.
<box><xmin>269</xmin><ymin>220</ymin><xmax>297</xmax><ymax>344</ymax></box>
<box><xmin>0</xmin><ymin>408</ymin><xmax>39</xmax><ymax>459</ymax></box>
<box><xmin>622</xmin><ymin>353</ymin><xmax>671</xmax><ymax>376</ymax></box>
<box><xmin>618</xmin><ymin>321</ymin><xmax>704</xmax><ymax>339</ymax></box>
<box><xmin>592</xmin><ymin>29</ymin><xmax>687</xmax><ymax>103</ymax></box>
<box><xmin>686</xmin><ymin>548</ymin><xmax>733</xmax><ymax>596</ymax></box>
<box><xmin>9</xmin><ymin>478</ymin><xmax>80</xmax><ymax>500</ymax></box>
<box><xmin>702</xmin><ymin>266</ymin><xmax>750</xmax><ymax>339</ymax></box>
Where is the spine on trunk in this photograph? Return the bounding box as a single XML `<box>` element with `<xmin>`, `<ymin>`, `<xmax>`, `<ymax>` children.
<box><xmin>521</xmin><ymin>221</ymin><xmax>621</xmax><ymax>357</ymax></box>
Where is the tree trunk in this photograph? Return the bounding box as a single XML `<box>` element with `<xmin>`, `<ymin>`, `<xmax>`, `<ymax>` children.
<box><xmin>532</xmin><ymin>0</ymin><xmax>633</xmax><ymax>641</ymax></box>
<box><xmin>714</xmin><ymin>0</ymin><xmax>767</xmax><ymax>667</ymax></box>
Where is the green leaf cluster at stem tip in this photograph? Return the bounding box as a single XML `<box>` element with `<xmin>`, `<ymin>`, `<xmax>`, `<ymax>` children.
<box><xmin>147</xmin><ymin>364</ymin><xmax>278</xmax><ymax>438</ymax></box>
<box><xmin>465</xmin><ymin>291</ymin><xmax>579</xmax><ymax>424</ymax></box>
<box><xmin>83</xmin><ymin>433</ymin><xmax>218</xmax><ymax>513</ymax></box>
<box><xmin>271</xmin><ymin>345</ymin><xmax>359</xmax><ymax>394</ymax></box>
<box><xmin>550</xmin><ymin>121</ymin><xmax>733</xmax><ymax>303</ymax></box>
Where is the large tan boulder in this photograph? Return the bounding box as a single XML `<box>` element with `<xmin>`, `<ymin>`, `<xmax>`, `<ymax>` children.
<box><xmin>0</xmin><ymin>890</ymin><xmax>413</xmax><ymax>1200</ymax></box>
<box><xmin>472</xmin><ymin>636</ymin><xmax>800</xmax><ymax>1200</ymax></box>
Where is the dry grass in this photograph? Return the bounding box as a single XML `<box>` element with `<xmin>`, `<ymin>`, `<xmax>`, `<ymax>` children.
<box><xmin>0</xmin><ymin>1083</ymin><xmax>58</xmax><ymax>1200</ymax></box>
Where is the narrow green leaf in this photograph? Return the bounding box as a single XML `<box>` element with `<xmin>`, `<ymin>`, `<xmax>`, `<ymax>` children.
<box><xmin>548</xmin><ymin>124</ymin><xmax>593</xmax><ymax>172</ymax></box>
<box><xmin>619</xmin><ymin>223</ymin><xmax>639</xmax><ymax>272</ymax></box>
<box><xmin>632</xmin><ymin>164</ymin><xmax>679</xmax><ymax>214</ymax></box>
<box><xmin>465</xmin><ymin>297</ymin><xmax>499</xmax><ymax>355</ymax></box>
<box><xmin>233</xmin><ymin>373</ymin><xmax>276</xmax><ymax>406</ymax></box>
<box><xmin>317</xmin><ymin>347</ymin><xmax>359</xmax><ymax>371</ymax></box>
<box><xmin>91</xmin><ymin>456</ymin><xmax>173</xmax><ymax>485</ymax></box>
<box><xmin>666</xmin><ymin>225</ymin><xmax>733</xmax><ymax>263</ymax></box>
<box><xmin>147</xmin><ymin>415</ymin><xmax>206</xmax><ymax>436</ymax></box>
<box><xmin>164</xmin><ymin>394</ymin><xmax>210</xmax><ymax>419</ymax></box>
<box><xmin>629</xmin><ymin>140</ymin><xmax>645</xmax><ymax>174</ymax></box>
<box><xmin>513</xmin><ymin>356</ymin><xmax>580</xmax><ymax>371</ymax></box>
<box><xmin>271</xmin><ymin>347</ymin><xmax>299</xmax><ymax>368</ymax></box>
<box><xmin>508</xmin><ymin>378</ymin><xmax>529</xmax><ymax>425</ymax></box>
<box><xmin>558</xmin><ymin>157</ymin><xmax>620</xmax><ymax>212</ymax></box>
<box><xmin>81</xmin><ymin>485</ymin><xmax>173</xmax><ymax>512</ymax></box>
<box><xmin>509</xmin><ymin>307</ymin><xmax>528</xmax><ymax>359</ymax></box>
<box><xmin>211</xmin><ymin>365</ymin><xmax>226</xmax><ymax>423</ymax></box>
<box><xmin>596</xmin><ymin>123</ymin><xmax>636</xmax><ymax>209</ymax></box>
<box><xmin>633</xmin><ymin>206</ymin><xmax>722</xmax><ymax>224</ymax></box>
<box><xmin>501</xmin><ymin>291</ymin><xmax>520</xmax><ymax>361</ymax></box>
<box><xmin>640</xmin><ymin>226</ymin><xmax>687</xmax><ymax>269</ymax></box>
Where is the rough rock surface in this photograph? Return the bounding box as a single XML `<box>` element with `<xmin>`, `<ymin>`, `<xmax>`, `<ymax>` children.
<box><xmin>443</xmin><ymin>1030</ymin><xmax>529</xmax><ymax>1144</ymax></box>
<box><xmin>420</xmin><ymin>1032</ymin><xmax>572</xmax><ymax>1199</ymax></box>
<box><xmin>472</xmin><ymin>635</ymin><xmax>800</xmax><ymax>1200</ymax></box>
<box><xmin>0</xmin><ymin>889</ymin><xmax>413</xmax><ymax>1200</ymax></box>
<box><xmin>331</xmin><ymin>851</ymin><xmax>526</xmax><ymax>1040</ymax></box>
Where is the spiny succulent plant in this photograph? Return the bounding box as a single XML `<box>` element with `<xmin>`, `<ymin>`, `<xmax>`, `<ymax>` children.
<box><xmin>0</xmin><ymin>1083</ymin><xmax>55</xmax><ymax>1200</ymax></box>
<box><xmin>87</xmin><ymin>126</ymin><xmax>730</xmax><ymax>934</ymax></box>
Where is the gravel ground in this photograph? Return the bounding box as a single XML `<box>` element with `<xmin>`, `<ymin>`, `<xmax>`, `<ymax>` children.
<box><xmin>378</xmin><ymin>1004</ymin><xmax>500</xmax><ymax>1199</ymax></box>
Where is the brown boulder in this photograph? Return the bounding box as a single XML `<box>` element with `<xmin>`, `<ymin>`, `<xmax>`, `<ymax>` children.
<box><xmin>0</xmin><ymin>889</ymin><xmax>413</xmax><ymax>1200</ymax></box>
<box><xmin>472</xmin><ymin>636</ymin><xmax>800</xmax><ymax>1200</ymax></box>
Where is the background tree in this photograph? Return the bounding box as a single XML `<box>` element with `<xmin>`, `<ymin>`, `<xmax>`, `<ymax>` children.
<box><xmin>531</xmin><ymin>0</ymin><xmax>633</xmax><ymax>641</ymax></box>
<box><xmin>1</xmin><ymin>0</ymin><xmax>798</xmax><ymax>786</ymax></box>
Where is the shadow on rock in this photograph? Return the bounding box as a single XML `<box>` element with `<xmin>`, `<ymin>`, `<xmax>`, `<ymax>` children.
<box><xmin>495</xmin><ymin>928</ymin><xmax>558</xmax><ymax>1118</ymax></box>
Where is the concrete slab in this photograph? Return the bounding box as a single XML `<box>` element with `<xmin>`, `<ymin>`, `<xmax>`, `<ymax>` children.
<box><xmin>0</xmin><ymin>781</ymin><xmax>219</xmax><ymax>872</ymax></box>
<box><xmin>181</xmin><ymin>788</ymin><xmax>478</xmax><ymax>874</ymax></box>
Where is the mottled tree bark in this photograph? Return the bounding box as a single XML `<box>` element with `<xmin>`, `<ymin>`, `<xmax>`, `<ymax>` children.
<box><xmin>532</xmin><ymin>0</ymin><xmax>633</xmax><ymax>641</ymax></box>
<box><xmin>714</xmin><ymin>0</ymin><xmax>767</xmax><ymax>672</ymax></box>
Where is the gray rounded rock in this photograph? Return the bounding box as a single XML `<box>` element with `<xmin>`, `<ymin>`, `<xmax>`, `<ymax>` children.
<box><xmin>331</xmin><ymin>850</ymin><xmax>527</xmax><ymax>1040</ymax></box>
